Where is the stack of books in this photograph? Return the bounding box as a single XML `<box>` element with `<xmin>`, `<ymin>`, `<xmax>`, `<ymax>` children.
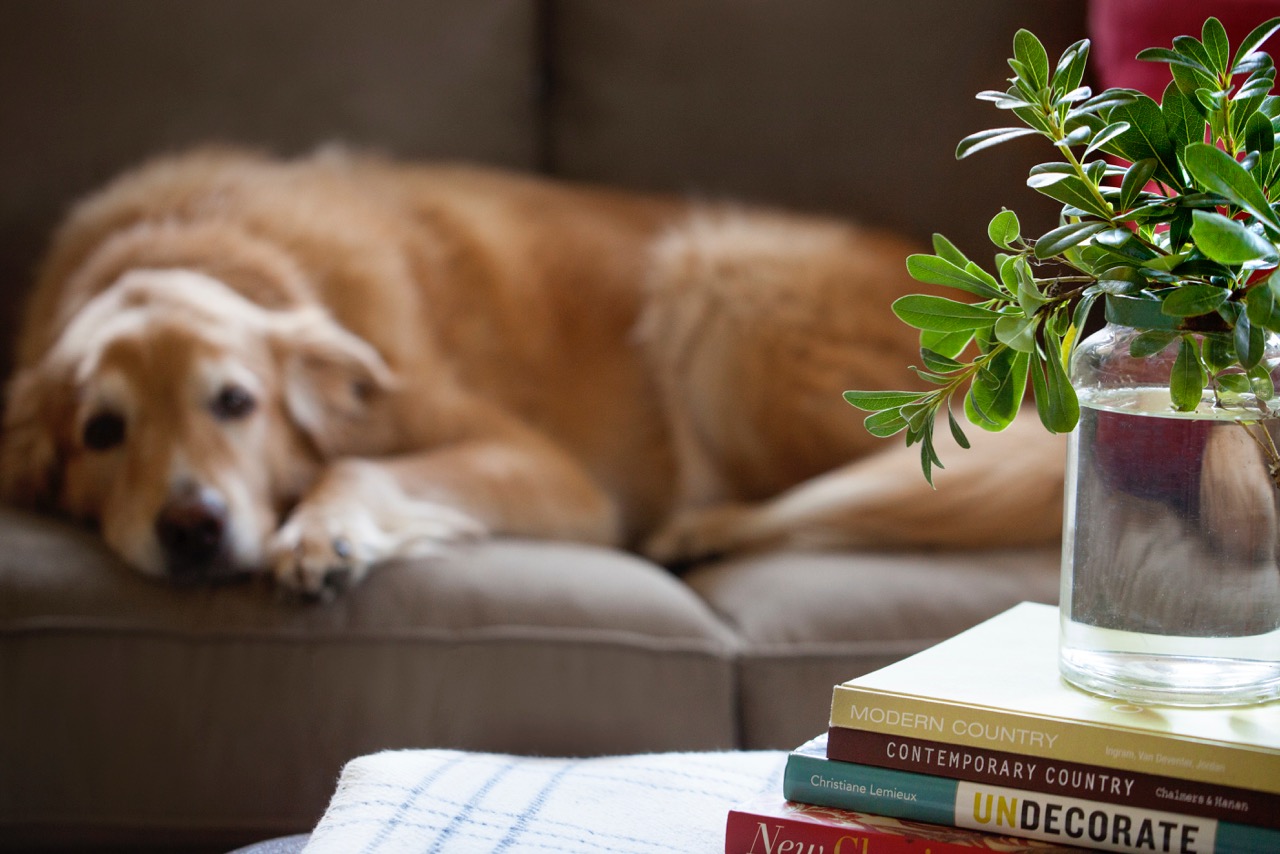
<box><xmin>725</xmin><ymin>602</ymin><xmax>1280</xmax><ymax>854</ymax></box>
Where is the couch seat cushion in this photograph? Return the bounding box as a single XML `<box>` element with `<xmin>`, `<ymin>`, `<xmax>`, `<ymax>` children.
<box><xmin>0</xmin><ymin>508</ymin><xmax>737</xmax><ymax>850</ymax></box>
<box><xmin>685</xmin><ymin>547</ymin><xmax>1061</xmax><ymax>750</ymax></box>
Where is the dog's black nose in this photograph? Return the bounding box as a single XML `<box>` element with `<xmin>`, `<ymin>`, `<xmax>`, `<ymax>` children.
<box><xmin>155</xmin><ymin>485</ymin><xmax>228</xmax><ymax>572</ymax></box>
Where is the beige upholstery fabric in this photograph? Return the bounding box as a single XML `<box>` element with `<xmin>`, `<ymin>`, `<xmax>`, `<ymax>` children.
<box><xmin>546</xmin><ymin>0</ymin><xmax>1085</xmax><ymax>256</ymax></box>
<box><xmin>686</xmin><ymin>548</ymin><xmax>1061</xmax><ymax>749</ymax></box>
<box><xmin>0</xmin><ymin>510</ymin><xmax>738</xmax><ymax>845</ymax></box>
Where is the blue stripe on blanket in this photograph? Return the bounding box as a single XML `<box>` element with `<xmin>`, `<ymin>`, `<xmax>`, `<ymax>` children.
<box><xmin>303</xmin><ymin>748</ymin><xmax>786</xmax><ymax>853</ymax></box>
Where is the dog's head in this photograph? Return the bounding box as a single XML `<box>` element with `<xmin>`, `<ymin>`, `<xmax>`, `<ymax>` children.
<box><xmin>1</xmin><ymin>269</ymin><xmax>395</xmax><ymax>580</ymax></box>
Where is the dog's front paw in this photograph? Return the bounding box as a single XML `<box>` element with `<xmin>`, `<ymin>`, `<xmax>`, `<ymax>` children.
<box><xmin>269</xmin><ymin>497</ymin><xmax>487</xmax><ymax>600</ymax></box>
<box><xmin>270</xmin><ymin>508</ymin><xmax>379</xmax><ymax>601</ymax></box>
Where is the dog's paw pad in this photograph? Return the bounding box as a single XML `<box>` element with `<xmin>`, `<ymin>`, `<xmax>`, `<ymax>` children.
<box><xmin>270</xmin><ymin>521</ymin><xmax>372</xmax><ymax>600</ymax></box>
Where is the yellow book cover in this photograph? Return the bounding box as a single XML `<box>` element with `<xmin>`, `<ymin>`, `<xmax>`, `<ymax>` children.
<box><xmin>830</xmin><ymin>602</ymin><xmax>1280</xmax><ymax>795</ymax></box>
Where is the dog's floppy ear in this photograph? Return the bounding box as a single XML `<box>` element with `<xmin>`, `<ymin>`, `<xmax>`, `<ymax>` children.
<box><xmin>272</xmin><ymin>309</ymin><xmax>398</xmax><ymax>456</ymax></box>
<box><xmin>1</xmin><ymin>363</ymin><xmax>70</xmax><ymax>508</ymax></box>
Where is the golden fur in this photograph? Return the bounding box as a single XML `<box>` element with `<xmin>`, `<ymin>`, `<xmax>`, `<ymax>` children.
<box><xmin>0</xmin><ymin>147</ymin><xmax>1065</xmax><ymax>596</ymax></box>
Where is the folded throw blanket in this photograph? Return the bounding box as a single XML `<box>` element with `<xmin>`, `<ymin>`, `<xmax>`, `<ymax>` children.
<box><xmin>302</xmin><ymin>747</ymin><xmax>787</xmax><ymax>853</ymax></box>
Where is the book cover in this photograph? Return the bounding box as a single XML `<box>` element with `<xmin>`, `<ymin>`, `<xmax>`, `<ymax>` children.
<box><xmin>727</xmin><ymin>794</ymin><xmax>1086</xmax><ymax>853</ymax></box>
<box><xmin>825</xmin><ymin>728</ymin><xmax>1280</xmax><ymax>831</ymax></box>
<box><xmin>785</xmin><ymin>735</ymin><xmax>1280</xmax><ymax>854</ymax></box>
<box><xmin>828</xmin><ymin>603</ymin><xmax>1280</xmax><ymax>795</ymax></box>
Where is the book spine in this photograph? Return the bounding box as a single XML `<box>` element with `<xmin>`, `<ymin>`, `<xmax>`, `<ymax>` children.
<box><xmin>725</xmin><ymin>805</ymin><xmax>1040</xmax><ymax>854</ymax></box>
<box><xmin>830</xmin><ymin>685</ymin><xmax>1280</xmax><ymax>795</ymax></box>
<box><xmin>783</xmin><ymin>751</ymin><xmax>1280</xmax><ymax>854</ymax></box>
<box><xmin>826</xmin><ymin>727</ymin><xmax>1280</xmax><ymax>830</ymax></box>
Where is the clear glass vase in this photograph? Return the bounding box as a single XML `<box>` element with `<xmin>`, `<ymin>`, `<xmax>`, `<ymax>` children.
<box><xmin>1060</xmin><ymin>295</ymin><xmax>1280</xmax><ymax>706</ymax></box>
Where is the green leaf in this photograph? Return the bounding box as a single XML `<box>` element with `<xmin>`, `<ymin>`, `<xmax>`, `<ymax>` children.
<box><xmin>1244</xmin><ymin>111</ymin><xmax>1277</xmax><ymax>190</ymax></box>
<box><xmin>1170</xmin><ymin>336</ymin><xmax>1207</xmax><ymax>411</ymax></box>
<box><xmin>1014</xmin><ymin>258</ymin><xmax>1046</xmax><ymax>313</ymax></box>
<box><xmin>920</xmin><ymin>348</ymin><xmax>963</xmax><ymax>373</ymax></box>
<box><xmin>1201</xmin><ymin>17</ymin><xmax>1231</xmax><ymax>76</ymax></box>
<box><xmin>920</xmin><ymin>328</ymin><xmax>975</xmax><ymax>359</ymax></box>
<box><xmin>1012</xmin><ymin>104</ymin><xmax>1053</xmax><ymax>135</ymax></box>
<box><xmin>1174</xmin><ymin>35</ymin><xmax>1219</xmax><ymax>79</ymax></box>
<box><xmin>1103</xmin><ymin>94</ymin><xmax>1183</xmax><ymax>188</ymax></box>
<box><xmin>900</xmin><ymin>402</ymin><xmax>932</xmax><ymax>434</ymax></box>
<box><xmin>1118</xmin><ymin>158</ymin><xmax>1158</xmax><ymax>212</ymax></box>
<box><xmin>1031</xmin><ymin>175</ymin><xmax>1113</xmax><ymax>220</ymax></box>
<box><xmin>1189</xmin><ymin>210</ymin><xmax>1279</xmax><ymax>265</ymax></box>
<box><xmin>1054</xmin><ymin>86</ymin><xmax>1092</xmax><ymax>108</ymax></box>
<box><xmin>919</xmin><ymin>423</ymin><xmax>942</xmax><ymax>486</ymax></box>
<box><xmin>1160</xmin><ymin>284</ymin><xmax>1230</xmax><ymax>317</ymax></box>
<box><xmin>905</xmin><ymin>255</ymin><xmax>1006</xmax><ymax>300</ymax></box>
<box><xmin>987</xmin><ymin>209</ymin><xmax>1020</xmax><ymax>249</ymax></box>
<box><xmin>1183</xmin><ymin>142</ymin><xmax>1280</xmax><ymax>234</ymax></box>
<box><xmin>976</xmin><ymin>89</ymin><xmax>1037</xmax><ymax>110</ymax></box>
<box><xmin>843</xmin><ymin>390</ymin><xmax>928</xmax><ymax>412</ymax></box>
<box><xmin>930</xmin><ymin>233</ymin><xmax>969</xmax><ymax>267</ymax></box>
<box><xmin>1196</xmin><ymin>88</ymin><xmax>1227</xmax><ymax>114</ymax></box>
<box><xmin>1053</xmin><ymin>39</ymin><xmax>1090</xmax><ymax>95</ymax></box>
<box><xmin>1071</xmin><ymin>292</ymin><xmax>1101</xmax><ymax>337</ymax></box>
<box><xmin>1235</xmin><ymin>310</ymin><xmax>1265</xmax><ymax>370</ymax></box>
<box><xmin>1095</xmin><ymin>264</ymin><xmax>1145</xmax><ymax>294</ymax></box>
<box><xmin>1077</xmin><ymin>88</ymin><xmax>1141</xmax><ymax>115</ymax></box>
<box><xmin>1055</xmin><ymin>125</ymin><xmax>1093</xmax><ymax>148</ymax></box>
<box><xmin>1203</xmin><ymin>333</ymin><xmax>1238</xmax><ymax>379</ymax></box>
<box><xmin>1234</xmin><ymin>17</ymin><xmax>1280</xmax><ymax>72</ymax></box>
<box><xmin>1034</xmin><ymin>221</ymin><xmax>1110</xmax><ymax>258</ymax></box>
<box><xmin>1216</xmin><ymin>373</ymin><xmax>1252</xmax><ymax>394</ymax></box>
<box><xmin>1026</xmin><ymin>163</ymin><xmax>1075</xmax><ymax>188</ymax></box>
<box><xmin>994</xmin><ymin>314</ymin><xmax>1037</xmax><ymax>353</ymax></box>
<box><xmin>892</xmin><ymin>294</ymin><xmax>1002</xmax><ymax>332</ymax></box>
<box><xmin>1084</xmin><ymin>121</ymin><xmax>1131</xmax><ymax>158</ymax></box>
<box><xmin>1160</xmin><ymin>83</ymin><xmax>1202</xmax><ymax>153</ymax></box>
<box><xmin>864</xmin><ymin>408</ymin><xmax>910</xmax><ymax>438</ymax></box>
<box><xmin>1249</xmin><ymin>363</ymin><xmax>1278</xmax><ymax>401</ymax></box>
<box><xmin>1129</xmin><ymin>330</ymin><xmax>1178</xmax><ymax>357</ymax></box>
<box><xmin>1236</xmin><ymin>64</ymin><xmax>1276</xmax><ymax>103</ymax></box>
<box><xmin>1033</xmin><ymin>331</ymin><xmax>1079</xmax><ymax>432</ymax></box>
<box><xmin>957</xmin><ymin>127</ymin><xmax>1040</xmax><ymax>159</ymax></box>
<box><xmin>1095</xmin><ymin>228</ymin><xmax>1134</xmax><ymax>248</ymax></box>
<box><xmin>1136</xmin><ymin>47</ymin><xmax>1213</xmax><ymax>75</ymax></box>
<box><xmin>1170</xmin><ymin>63</ymin><xmax>1217</xmax><ymax>105</ymax></box>
<box><xmin>969</xmin><ymin>348</ymin><xmax>1029</xmax><ymax>429</ymax></box>
<box><xmin>1247</xmin><ymin>271</ymin><xmax>1280</xmax><ymax>331</ymax></box>
<box><xmin>1013</xmin><ymin>28</ymin><xmax>1050</xmax><ymax>90</ymax></box>
<box><xmin>947</xmin><ymin>408</ymin><xmax>971</xmax><ymax>449</ymax></box>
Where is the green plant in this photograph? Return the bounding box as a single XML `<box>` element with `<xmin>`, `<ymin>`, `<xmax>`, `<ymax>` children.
<box><xmin>845</xmin><ymin>17</ymin><xmax>1280</xmax><ymax>483</ymax></box>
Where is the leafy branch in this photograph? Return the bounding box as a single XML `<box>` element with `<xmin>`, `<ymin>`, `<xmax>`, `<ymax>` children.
<box><xmin>847</xmin><ymin>17</ymin><xmax>1280</xmax><ymax>483</ymax></box>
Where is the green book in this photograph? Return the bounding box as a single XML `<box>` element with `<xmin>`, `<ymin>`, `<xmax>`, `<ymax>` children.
<box><xmin>829</xmin><ymin>602</ymin><xmax>1280</xmax><ymax>795</ymax></box>
<box><xmin>785</xmin><ymin>734</ymin><xmax>1280</xmax><ymax>854</ymax></box>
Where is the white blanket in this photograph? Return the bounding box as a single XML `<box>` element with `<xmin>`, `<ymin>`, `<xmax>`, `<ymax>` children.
<box><xmin>302</xmin><ymin>747</ymin><xmax>786</xmax><ymax>853</ymax></box>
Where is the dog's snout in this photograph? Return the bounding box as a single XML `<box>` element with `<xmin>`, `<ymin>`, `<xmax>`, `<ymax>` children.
<box><xmin>155</xmin><ymin>485</ymin><xmax>228</xmax><ymax>571</ymax></box>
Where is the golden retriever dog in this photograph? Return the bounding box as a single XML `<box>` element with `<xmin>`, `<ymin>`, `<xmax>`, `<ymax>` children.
<box><xmin>0</xmin><ymin>147</ymin><xmax>1065</xmax><ymax>597</ymax></box>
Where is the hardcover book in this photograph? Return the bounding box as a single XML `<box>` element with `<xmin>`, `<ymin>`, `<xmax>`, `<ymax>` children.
<box><xmin>784</xmin><ymin>735</ymin><xmax>1280</xmax><ymax>854</ymax></box>
<box><xmin>726</xmin><ymin>793</ymin><xmax>1085</xmax><ymax>853</ymax></box>
<box><xmin>828</xmin><ymin>603</ymin><xmax>1280</xmax><ymax>795</ymax></box>
<box><xmin>824</xmin><ymin>727</ymin><xmax>1280</xmax><ymax>831</ymax></box>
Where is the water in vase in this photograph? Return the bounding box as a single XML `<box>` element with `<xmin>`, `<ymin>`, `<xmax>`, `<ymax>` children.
<box><xmin>1061</xmin><ymin>386</ymin><xmax>1280</xmax><ymax>705</ymax></box>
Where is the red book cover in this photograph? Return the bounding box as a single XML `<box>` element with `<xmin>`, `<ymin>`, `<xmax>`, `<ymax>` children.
<box><xmin>726</xmin><ymin>795</ymin><xmax>1087</xmax><ymax>853</ymax></box>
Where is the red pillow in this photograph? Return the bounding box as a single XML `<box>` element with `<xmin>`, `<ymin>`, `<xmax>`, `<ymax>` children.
<box><xmin>1089</xmin><ymin>0</ymin><xmax>1280</xmax><ymax>95</ymax></box>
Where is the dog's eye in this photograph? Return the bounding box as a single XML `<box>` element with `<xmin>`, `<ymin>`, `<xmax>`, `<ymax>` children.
<box><xmin>211</xmin><ymin>385</ymin><xmax>257</xmax><ymax>421</ymax></box>
<box><xmin>83</xmin><ymin>412</ymin><xmax>126</xmax><ymax>451</ymax></box>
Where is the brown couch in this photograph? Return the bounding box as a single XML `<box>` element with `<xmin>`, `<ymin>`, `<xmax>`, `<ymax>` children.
<box><xmin>0</xmin><ymin>2</ymin><xmax>1081</xmax><ymax>850</ymax></box>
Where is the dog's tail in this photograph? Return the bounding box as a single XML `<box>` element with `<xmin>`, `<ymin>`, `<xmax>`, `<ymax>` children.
<box><xmin>644</xmin><ymin>412</ymin><xmax>1066</xmax><ymax>563</ymax></box>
